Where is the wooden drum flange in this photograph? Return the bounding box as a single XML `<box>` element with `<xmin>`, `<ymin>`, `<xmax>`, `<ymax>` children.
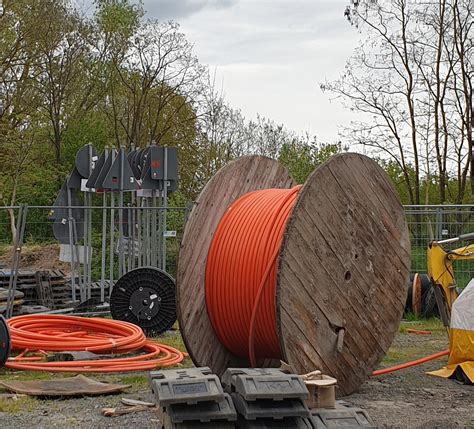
<box><xmin>176</xmin><ymin>156</ymin><xmax>294</xmax><ymax>373</ymax></box>
<box><xmin>176</xmin><ymin>153</ymin><xmax>410</xmax><ymax>396</ymax></box>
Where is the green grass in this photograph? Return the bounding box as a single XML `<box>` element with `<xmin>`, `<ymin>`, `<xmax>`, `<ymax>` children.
<box><xmin>399</xmin><ymin>316</ymin><xmax>446</xmax><ymax>334</ymax></box>
<box><xmin>0</xmin><ymin>243</ymin><xmax>10</xmax><ymax>257</ymax></box>
<box><xmin>382</xmin><ymin>341</ymin><xmax>448</xmax><ymax>367</ymax></box>
<box><xmin>402</xmin><ymin>311</ymin><xmax>424</xmax><ymax>322</ymax></box>
<box><xmin>0</xmin><ymin>369</ymin><xmax>70</xmax><ymax>382</ymax></box>
<box><xmin>0</xmin><ymin>395</ymin><xmax>37</xmax><ymax>414</ymax></box>
<box><xmin>154</xmin><ymin>329</ymin><xmax>193</xmax><ymax>369</ymax></box>
<box><xmin>382</xmin><ymin>348</ymin><xmax>418</xmax><ymax>366</ymax></box>
<box><xmin>410</xmin><ymin>246</ymin><xmax>427</xmax><ymax>273</ymax></box>
<box><xmin>380</xmin><ymin>317</ymin><xmax>448</xmax><ymax>368</ymax></box>
<box><xmin>117</xmin><ymin>374</ymin><xmax>148</xmax><ymax>387</ymax></box>
<box><xmin>155</xmin><ymin>329</ymin><xmax>185</xmax><ymax>349</ymax></box>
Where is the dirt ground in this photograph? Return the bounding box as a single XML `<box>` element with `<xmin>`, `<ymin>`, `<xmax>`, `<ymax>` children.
<box><xmin>349</xmin><ymin>327</ymin><xmax>473</xmax><ymax>428</ymax></box>
<box><xmin>0</xmin><ymin>320</ymin><xmax>471</xmax><ymax>429</ymax></box>
<box><xmin>0</xmin><ymin>244</ymin><xmax>70</xmax><ymax>274</ymax></box>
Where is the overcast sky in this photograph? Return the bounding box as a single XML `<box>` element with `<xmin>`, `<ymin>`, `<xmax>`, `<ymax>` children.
<box><xmin>81</xmin><ymin>0</ymin><xmax>362</xmax><ymax>143</ymax></box>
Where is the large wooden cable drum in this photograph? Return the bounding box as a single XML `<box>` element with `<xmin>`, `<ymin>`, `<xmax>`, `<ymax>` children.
<box><xmin>176</xmin><ymin>153</ymin><xmax>411</xmax><ymax>396</ymax></box>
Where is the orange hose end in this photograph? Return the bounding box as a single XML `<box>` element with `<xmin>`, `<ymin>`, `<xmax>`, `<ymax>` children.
<box><xmin>407</xmin><ymin>328</ymin><xmax>431</xmax><ymax>335</ymax></box>
<box><xmin>5</xmin><ymin>314</ymin><xmax>184</xmax><ymax>372</ymax></box>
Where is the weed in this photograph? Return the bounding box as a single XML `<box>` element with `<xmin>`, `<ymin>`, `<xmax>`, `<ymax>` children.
<box><xmin>0</xmin><ymin>396</ymin><xmax>37</xmax><ymax>414</ymax></box>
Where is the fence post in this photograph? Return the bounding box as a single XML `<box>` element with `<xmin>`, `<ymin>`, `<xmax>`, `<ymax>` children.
<box><xmin>6</xmin><ymin>204</ymin><xmax>28</xmax><ymax>318</ymax></box>
<box><xmin>436</xmin><ymin>207</ymin><xmax>443</xmax><ymax>240</ymax></box>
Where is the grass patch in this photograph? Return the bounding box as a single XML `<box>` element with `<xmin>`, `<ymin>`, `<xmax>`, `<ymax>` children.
<box><xmin>399</xmin><ymin>317</ymin><xmax>446</xmax><ymax>334</ymax></box>
<box><xmin>155</xmin><ymin>329</ymin><xmax>185</xmax><ymax>350</ymax></box>
<box><xmin>377</xmin><ymin>317</ymin><xmax>449</xmax><ymax>368</ymax></box>
<box><xmin>382</xmin><ymin>348</ymin><xmax>416</xmax><ymax>366</ymax></box>
<box><xmin>0</xmin><ymin>370</ymin><xmax>70</xmax><ymax>382</ymax></box>
<box><xmin>115</xmin><ymin>374</ymin><xmax>149</xmax><ymax>389</ymax></box>
<box><xmin>379</xmin><ymin>317</ymin><xmax>449</xmax><ymax>369</ymax></box>
<box><xmin>381</xmin><ymin>342</ymin><xmax>448</xmax><ymax>367</ymax></box>
<box><xmin>0</xmin><ymin>244</ymin><xmax>10</xmax><ymax>257</ymax></box>
<box><xmin>0</xmin><ymin>395</ymin><xmax>37</xmax><ymax>414</ymax></box>
<box><xmin>150</xmin><ymin>328</ymin><xmax>193</xmax><ymax>369</ymax></box>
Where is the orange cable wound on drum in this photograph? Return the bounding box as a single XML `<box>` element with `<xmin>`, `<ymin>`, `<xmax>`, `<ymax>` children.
<box><xmin>205</xmin><ymin>186</ymin><xmax>301</xmax><ymax>366</ymax></box>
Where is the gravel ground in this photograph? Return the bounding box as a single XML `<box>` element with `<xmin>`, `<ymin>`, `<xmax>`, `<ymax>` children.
<box><xmin>0</xmin><ymin>322</ymin><xmax>472</xmax><ymax>428</ymax></box>
<box><xmin>348</xmin><ymin>328</ymin><xmax>473</xmax><ymax>428</ymax></box>
<box><xmin>349</xmin><ymin>361</ymin><xmax>473</xmax><ymax>428</ymax></box>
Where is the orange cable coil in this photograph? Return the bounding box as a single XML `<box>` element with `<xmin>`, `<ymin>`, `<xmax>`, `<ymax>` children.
<box><xmin>6</xmin><ymin>314</ymin><xmax>184</xmax><ymax>372</ymax></box>
<box><xmin>205</xmin><ymin>186</ymin><xmax>450</xmax><ymax>376</ymax></box>
<box><xmin>205</xmin><ymin>186</ymin><xmax>301</xmax><ymax>365</ymax></box>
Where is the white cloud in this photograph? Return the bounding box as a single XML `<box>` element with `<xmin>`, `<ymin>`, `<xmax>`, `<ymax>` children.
<box><xmin>144</xmin><ymin>0</ymin><xmax>237</xmax><ymax>20</ymax></box>
<box><xmin>175</xmin><ymin>1</ymin><xmax>362</xmax><ymax>142</ymax></box>
<box><xmin>80</xmin><ymin>0</ymin><xmax>362</xmax><ymax>143</ymax></box>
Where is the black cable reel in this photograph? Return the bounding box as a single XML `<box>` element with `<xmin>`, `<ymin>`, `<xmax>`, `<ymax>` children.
<box><xmin>0</xmin><ymin>315</ymin><xmax>11</xmax><ymax>367</ymax></box>
<box><xmin>110</xmin><ymin>267</ymin><xmax>177</xmax><ymax>336</ymax></box>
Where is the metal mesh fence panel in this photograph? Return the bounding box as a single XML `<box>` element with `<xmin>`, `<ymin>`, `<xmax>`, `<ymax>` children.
<box><xmin>0</xmin><ymin>205</ymin><xmax>187</xmax><ymax>312</ymax></box>
<box><xmin>403</xmin><ymin>205</ymin><xmax>474</xmax><ymax>288</ymax></box>
<box><xmin>1</xmin><ymin>204</ymin><xmax>474</xmax><ymax>312</ymax></box>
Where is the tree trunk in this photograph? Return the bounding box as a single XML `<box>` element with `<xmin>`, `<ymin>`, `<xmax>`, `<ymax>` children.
<box><xmin>7</xmin><ymin>208</ymin><xmax>17</xmax><ymax>241</ymax></box>
<box><xmin>7</xmin><ymin>175</ymin><xmax>18</xmax><ymax>239</ymax></box>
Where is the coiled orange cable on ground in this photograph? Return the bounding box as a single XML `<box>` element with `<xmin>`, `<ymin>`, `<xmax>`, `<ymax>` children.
<box><xmin>205</xmin><ymin>186</ymin><xmax>301</xmax><ymax>365</ymax></box>
<box><xmin>5</xmin><ymin>314</ymin><xmax>184</xmax><ymax>372</ymax></box>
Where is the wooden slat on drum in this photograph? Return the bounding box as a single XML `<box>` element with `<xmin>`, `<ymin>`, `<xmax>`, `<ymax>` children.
<box><xmin>277</xmin><ymin>153</ymin><xmax>410</xmax><ymax>396</ymax></box>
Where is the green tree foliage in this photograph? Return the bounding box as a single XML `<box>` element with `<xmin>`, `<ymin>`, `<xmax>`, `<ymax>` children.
<box><xmin>278</xmin><ymin>139</ymin><xmax>345</xmax><ymax>184</ymax></box>
<box><xmin>95</xmin><ymin>0</ymin><xmax>142</xmax><ymax>39</ymax></box>
<box><xmin>62</xmin><ymin>113</ymin><xmax>109</xmax><ymax>171</ymax></box>
<box><xmin>0</xmin><ymin>0</ymin><xmax>371</xmax><ymax>229</ymax></box>
<box><xmin>378</xmin><ymin>160</ymin><xmax>419</xmax><ymax>205</ymax></box>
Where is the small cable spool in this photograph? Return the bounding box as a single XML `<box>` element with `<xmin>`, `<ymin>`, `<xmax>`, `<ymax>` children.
<box><xmin>110</xmin><ymin>267</ymin><xmax>177</xmax><ymax>336</ymax></box>
<box><xmin>177</xmin><ymin>153</ymin><xmax>411</xmax><ymax>396</ymax></box>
